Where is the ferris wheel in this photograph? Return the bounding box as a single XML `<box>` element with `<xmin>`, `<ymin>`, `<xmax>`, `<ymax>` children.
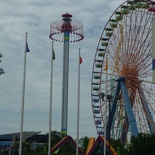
<box><xmin>91</xmin><ymin>0</ymin><xmax>155</xmax><ymax>144</ymax></box>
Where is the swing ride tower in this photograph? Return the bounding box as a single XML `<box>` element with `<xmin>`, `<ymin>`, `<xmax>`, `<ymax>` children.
<box><xmin>49</xmin><ymin>13</ymin><xmax>83</xmax><ymax>135</ymax></box>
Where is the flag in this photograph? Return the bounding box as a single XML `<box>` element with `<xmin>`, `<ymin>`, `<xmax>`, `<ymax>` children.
<box><xmin>80</xmin><ymin>56</ymin><xmax>82</xmax><ymax>64</ymax></box>
<box><xmin>26</xmin><ymin>41</ymin><xmax>30</xmax><ymax>52</ymax></box>
<box><xmin>103</xmin><ymin>57</ymin><xmax>108</xmax><ymax>71</ymax></box>
<box><xmin>52</xmin><ymin>49</ymin><xmax>55</xmax><ymax>60</ymax></box>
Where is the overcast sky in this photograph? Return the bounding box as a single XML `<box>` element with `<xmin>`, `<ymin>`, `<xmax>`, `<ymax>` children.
<box><xmin>0</xmin><ymin>0</ymin><xmax>126</xmax><ymax>138</ymax></box>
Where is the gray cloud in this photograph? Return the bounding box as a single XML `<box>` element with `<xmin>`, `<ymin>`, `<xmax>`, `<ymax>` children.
<box><xmin>0</xmin><ymin>0</ymin><xmax>125</xmax><ymax>138</ymax></box>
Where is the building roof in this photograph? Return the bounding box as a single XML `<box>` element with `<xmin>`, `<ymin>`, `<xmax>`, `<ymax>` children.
<box><xmin>0</xmin><ymin>131</ymin><xmax>41</xmax><ymax>141</ymax></box>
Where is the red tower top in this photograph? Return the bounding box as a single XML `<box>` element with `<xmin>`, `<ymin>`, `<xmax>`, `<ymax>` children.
<box><xmin>49</xmin><ymin>13</ymin><xmax>84</xmax><ymax>42</ymax></box>
<box><xmin>61</xmin><ymin>13</ymin><xmax>72</xmax><ymax>33</ymax></box>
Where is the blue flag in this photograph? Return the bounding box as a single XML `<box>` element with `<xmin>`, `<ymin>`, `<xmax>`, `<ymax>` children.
<box><xmin>26</xmin><ymin>41</ymin><xmax>30</xmax><ymax>52</ymax></box>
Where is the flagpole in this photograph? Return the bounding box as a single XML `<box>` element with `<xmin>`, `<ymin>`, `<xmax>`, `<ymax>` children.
<box><xmin>104</xmin><ymin>54</ymin><xmax>108</xmax><ymax>155</ymax></box>
<box><xmin>48</xmin><ymin>41</ymin><xmax>54</xmax><ymax>155</ymax></box>
<box><xmin>76</xmin><ymin>48</ymin><xmax>81</xmax><ymax>155</ymax></box>
<box><xmin>19</xmin><ymin>32</ymin><xmax>28</xmax><ymax>155</ymax></box>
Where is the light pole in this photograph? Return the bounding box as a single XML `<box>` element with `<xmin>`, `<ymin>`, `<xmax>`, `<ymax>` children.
<box><xmin>99</xmin><ymin>92</ymin><xmax>107</xmax><ymax>155</ymax></box>
<box><xmin>99</xmin><ymin>93</ymin><xmax>113</xmax><ymax>155</ymax></box>
<box><xmin>107</xmin><ymin>94</ymin><xmax>113</xmax><ymax>155</ymax></box>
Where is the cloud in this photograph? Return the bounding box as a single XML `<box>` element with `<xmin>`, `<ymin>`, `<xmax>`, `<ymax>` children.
<box><xmin>0</xmin><ymin>0</ymin><xmax>126</xmax><ymax>138</ymax></box>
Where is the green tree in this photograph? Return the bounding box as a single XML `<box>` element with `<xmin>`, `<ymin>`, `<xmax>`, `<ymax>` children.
<box><xmin>22</xmin><ymin>141</ymin><xmax>32</xmax><ymax>153</ymax></box>
<box><xmin>127</xmin><ymin>133</ymin><xmax>155</xmax><ymax>155</ymax></box>
<box><xmin>0</xmin><ymin>52</ymin><xmax>5</xmax><ymax>75</ymax></box>
<box><xmin>109</xmin><ymin>138</ymin><xmax>127</xmax><ymax>155</ymax></box>
<box><xmin>78</xmin><ymin>136</ymin><xmax>89</xmax><ymax>152</ymax></box>
<box><xmin>58</xmin><ymin>141</ymin><xmax>75</xmax><ymax>155</ymax></box>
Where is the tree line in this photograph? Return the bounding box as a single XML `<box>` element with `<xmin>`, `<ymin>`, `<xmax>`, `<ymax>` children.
<box><xmin>1</xmin><ymin>132</ymin><xmax>155</xmax><ymax>155</ymax></box>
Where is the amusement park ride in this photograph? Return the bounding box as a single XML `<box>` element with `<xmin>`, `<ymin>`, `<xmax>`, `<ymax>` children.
<box><xmin>49</xmin><ymin>13</ymin><xmax>83</xmax><ymax>136</ymax></box>
<box><xmin>49</xmin><ymin>0</ymin><xmax>155</xmax><ymax>154</ymax></box>
<box><xmin>91</xmin><ymin>0</ymin><xmax>155</xmax><ymax>146</ymax></box>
